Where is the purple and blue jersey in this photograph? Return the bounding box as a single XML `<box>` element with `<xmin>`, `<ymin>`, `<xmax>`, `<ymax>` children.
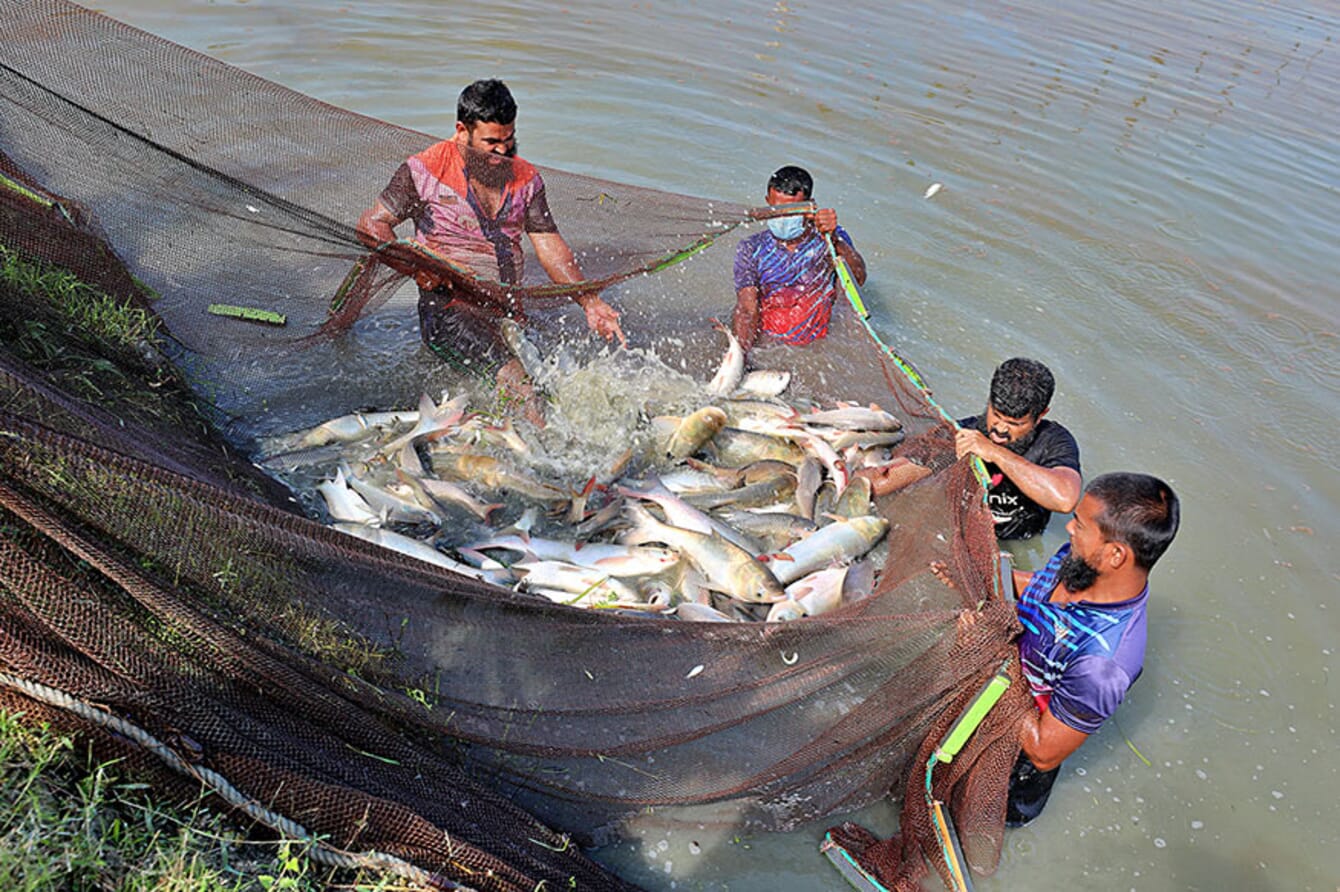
<box><xmin>1017</xmin><ymin>544</ymin><xmax>1149</xmax><ymax>735</ymax></box>
<box><xmin>733</xmin><ymin>226</ymin><xmax>854</xmax><ymax>344</ymax></box>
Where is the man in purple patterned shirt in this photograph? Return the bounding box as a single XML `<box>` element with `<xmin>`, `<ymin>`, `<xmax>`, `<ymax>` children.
<box><xmin>1007</xmin><ymin>471</ymin><xmax>1180</xmax><ymax>825</ymax></box>
<box><xmin>731</xmin><ymin>166</ymin><xmax>865</xmax><ymax>362</ymax></box>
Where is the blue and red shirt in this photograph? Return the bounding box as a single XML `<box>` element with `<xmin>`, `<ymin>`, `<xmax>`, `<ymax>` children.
<box><xmin>733</xmin><ymin>226</ymin><xmax>854</xmax><ymax>344</ymax></box>
<box><xmin>1016</xmin><ymin>544</ymin><xmax>1149</xmax><ymax>735</ymax></box>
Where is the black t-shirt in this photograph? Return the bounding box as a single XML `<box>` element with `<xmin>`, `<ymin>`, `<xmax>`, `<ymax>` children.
<box><xmin>958</xmin><ymin>416</ymin><xmax>1081</xmax><ymax>540</ymax></box>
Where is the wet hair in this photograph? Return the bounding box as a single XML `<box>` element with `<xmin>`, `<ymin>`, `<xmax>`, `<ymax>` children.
<box><xmin>1086</xmin><ymin>472</ymin><xmax>1180</xmax><ymax>570</ymax></box>
<box><xmin>988</xmin><ymin>357</ymin><xmax>1055</xmax><ymax>419</ymax></box>
<box><xmin>768</xmin><ymin>165</ymin><xmax>813</xmax><ymax>200</ymax></box>
<box><xmin>457</xmin><ymin>79</ymin><xmax>517</xmax><ymax>127</ymax></box>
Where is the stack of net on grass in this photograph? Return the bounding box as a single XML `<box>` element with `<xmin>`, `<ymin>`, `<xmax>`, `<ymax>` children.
<box><xmin>0</xmin><ymin>2</ymin><xmax>1031</xmax><ymax>890</ymax></box>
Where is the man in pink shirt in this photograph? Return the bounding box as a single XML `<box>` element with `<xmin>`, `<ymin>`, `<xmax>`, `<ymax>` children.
<box><xmin>358</xmin><ymin>80</ymin><xmax>623</xmax><ymax>411</ymax></box>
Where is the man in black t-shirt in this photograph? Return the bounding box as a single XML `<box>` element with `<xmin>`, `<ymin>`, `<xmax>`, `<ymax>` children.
<box><xmin>957</xmin><ymin>358</ymin><xmax>1082</xmax><ymax>540</ymax></box>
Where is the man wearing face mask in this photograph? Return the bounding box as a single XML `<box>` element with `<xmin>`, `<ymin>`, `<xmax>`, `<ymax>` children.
<box><xmin>731</xmin><ymin>165</ymin><xmax>866</xmax><ymax>359</ymax></box>
<box><xmin>357</xmin><ymin>79</ymin><xmax>624</xmax><ymax>411</ymax></box>
<box><xmin>1005</xmin><ymin>472</ymin><xmax>1179</xmax><ymax>825</ymax></box>
<box><xmin>955</xmin><ymin>357</ymin><xmax>1082</xmax><ymax>539</ymax></box>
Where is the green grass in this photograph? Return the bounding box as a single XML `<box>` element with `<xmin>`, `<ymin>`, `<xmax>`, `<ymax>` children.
<box><xmin>0</xmin><ymin>241</ymin><xmax>159</xmax><ymax>352</ymax></box>
<box><xmin>0</xmin><ymin>709</ymin><xmax>411</xmax><ymax>891</ymax></box>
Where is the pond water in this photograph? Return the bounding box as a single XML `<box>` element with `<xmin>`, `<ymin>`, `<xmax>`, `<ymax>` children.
<box><xmin>82</xmin><ymin>1</ymin><xmax>1340</xmax><ymax>889</ymax></box>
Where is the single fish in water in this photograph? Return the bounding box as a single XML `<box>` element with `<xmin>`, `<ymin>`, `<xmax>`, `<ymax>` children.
<box><xmin>706</xmin><ymin>318</ymin><xmax>744</xmax><ymax>398</ymax></box>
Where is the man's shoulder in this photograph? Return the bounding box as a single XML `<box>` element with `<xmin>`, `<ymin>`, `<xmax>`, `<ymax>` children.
<box><xmin>510</xmin><ymin>155</ymin><xmax>542</xmax><ymax>189</ymax></box>
<box><xmin>1026</xmin><ymin>419</ymin><xmax>1080</xmax><ymax>468</ymax></box>
<box><xmin>409</xmin><ymin>140</ymin><xmax>465</xmax><ymax>180</ymax></box>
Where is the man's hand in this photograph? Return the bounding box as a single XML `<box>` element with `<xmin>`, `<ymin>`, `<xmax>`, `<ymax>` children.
<box><xmin>414</xmin><ymin>269</ymin><xmax>443</xmax><ymax>292</ymax></box>
<box><xmin>578</xmin><ymin>294</ymin><xmax>627</xmax><ymax>348</ymax></box>
<box><xmin>812</xmin><ymin>207</ymin><xmax>838</xmax><ymax>235</ymax></box>
<box><xmin>956</xmin><ymin>427</ymin><xmax>1005</xmax><ymax>464</ymax></box>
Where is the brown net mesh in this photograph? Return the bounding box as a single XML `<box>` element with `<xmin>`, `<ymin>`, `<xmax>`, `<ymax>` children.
<box><xmin>0</xmin><ymin>3</ymin><xmax>1030</xmax><ymax>890</ymax></box>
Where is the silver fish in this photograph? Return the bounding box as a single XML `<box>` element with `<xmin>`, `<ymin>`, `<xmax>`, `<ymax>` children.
<box><xmin>715</xmin><ymin>397</ymin><xmax>795</xmax><ymax>428</ymax></box>
<box><xmin>795</xmin><ymin>404</ymin><xmax>902</xmax><ymax>432</ymax></box>
<box><xmin>341</xmin><ymin>461</ymin><xmax>441</xmax><ymax>526</ymax></box>
<box><xmin>413</xmin><ymin>474</ymin><xmax>504</xmax><ymax>523</ymax></box>
<box><xmin>465</xmin><ymin>533</ymin><xmax>680</xmax><ymax>577</ymax></box>
<box><xmin>333</xmin><ymin>522</ymin><xmax>505</xmax><ymax>584</ymax></box>
<box><xmin>263</xmin><ymin>407</ymin><xmax>419</xmax><ymax>454</ymax></box>
<box><xmin>706</xmin><ymin>318</ymin><xmax>744</xmax><ymax>398</ymax></box>
<box><xmin>765</xmin><ymin>599</ymin><xmax>806</xmax><ymax>622</ymax></box>
<box><xmin>672</xmin><ymin>602</ymin><xmax>738</xmax><ymax>622</ymax></box>
<box><xmin>316</xmin><ymin>467</ymin><xmax>382</xmax><ymax>526</ymax></box>
<box><xmin>784</xmin><ymin>564</ymin><xmax>850</xmax><ymax>617</ymax></box>
<box><xmin>737</xmin><ymin>369</ymin><xmax>791</xmax><ymax>398</ymax></box>
<box><xmin>765</xmin><ymin>515</ymin><xmax>889</xmax><ymax>585</ymax></box>
<box><xmin>719</xmin><ymin>509</ymin><xmax>816</xmax><ymax>553</ymax></box>
<box><xmin>621</xmin><ymin>503</ymin><xmax>785</xmax><ymax>604</ymax></box>
<box><xmin>513</xmin><ymin>560</ymin><xmax>641</xmax><ymax>605</ymax></box>
<box><xmin>821</xmin><ymin>428</ymin><xmax>907</xmax><ymax>451</ymax></box>
<box><xmin>795</xmin><ymin>456</ymin><xmax>824</xmax><ymax>520</ymax></box>
<box><xmin>376</xmin><ymin>392</ymin><xmax>470</xmax><ymax>459</ymax></box>
<box><xmin>618</xmin><ymin>475</ymin><xmax>762</xmax><ymax>553</ymax></box>
<box><xmin>498</xmin><ymin>317</ymin><xmax>550</xmax><ymax>385</ymax></box>
<box><xmin>681</xmin><ymin>474</ymin><xmax>797</xmax><ymax>511</ymax></box>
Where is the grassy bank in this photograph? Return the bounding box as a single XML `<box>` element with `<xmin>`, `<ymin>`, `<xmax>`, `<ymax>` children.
<box><xmin>0</xmin><ymin>241</ymin><xmax>418</xmax><ymax>888</ymax></box>
<box><xmin>0</xmin><ymin>709</ymin><xmax>404</xmax><ymax>891</ymax></box>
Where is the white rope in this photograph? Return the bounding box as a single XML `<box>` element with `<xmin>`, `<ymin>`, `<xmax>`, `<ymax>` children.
<box><xmin>0</xmin><ymin>670</ymin><xmax>475</xmax><ymax>891</ymax></box>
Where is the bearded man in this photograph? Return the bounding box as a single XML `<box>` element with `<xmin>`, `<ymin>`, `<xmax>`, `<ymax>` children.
<box><xmin>1005</xmin><ymin>472</ymin><xmax>1179</xmax><ymax>825</ymax></box>
<box><xmin>356</xmin><ymin>79</ymin><xmax>623</xmax><ymax>408</ymax></box>
<box><xmin>955</xmin><ymin>357</ymin><xmax>1082</xmax><ymax>539</ymax></box>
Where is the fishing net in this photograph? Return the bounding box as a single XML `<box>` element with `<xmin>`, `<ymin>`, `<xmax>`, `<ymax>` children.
<box><xmin>0</xmin><ymin>2</ymin><xmax>1031</xmax><ymax>890</ymax></box>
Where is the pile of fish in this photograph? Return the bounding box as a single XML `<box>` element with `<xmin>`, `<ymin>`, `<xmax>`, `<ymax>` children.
<box><xmin>256</xmin><ymin>325</ymin><xmax>925</xmax><ymax>622</ymax></box>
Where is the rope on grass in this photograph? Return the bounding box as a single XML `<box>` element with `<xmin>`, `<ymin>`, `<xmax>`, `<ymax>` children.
<box><xmin>0</xmin><ymin>670</ymin><xmax>475</xmax><ymax>892</ymax></box>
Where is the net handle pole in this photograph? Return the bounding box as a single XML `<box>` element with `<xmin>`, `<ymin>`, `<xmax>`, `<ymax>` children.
<box><xmin>923</xmin><ymin>661</ymin><xmax>1013</xmax><ymax>892</ymax></box>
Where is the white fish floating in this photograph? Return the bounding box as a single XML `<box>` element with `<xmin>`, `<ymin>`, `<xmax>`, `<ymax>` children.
<box><xmin>316</xmin><ymin>467</ymin><xmax>382</xmax><ymax>526</ymax></box>
<box><xmin>706</xmin><ymin>319</ymin><xmax>744</xmax><ymax>398</ymax></box>
<box><xmin>737</xmin><ymin>369</ymin><xmax>791</xmax><ymax>398</ymax></box>
<box><xmin>924</xmin><ymin>182</ymin><xmax>943</xmax><ymax>199</ymax></box>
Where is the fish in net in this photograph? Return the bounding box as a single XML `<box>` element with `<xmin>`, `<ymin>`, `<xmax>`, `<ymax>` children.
<box><xmin>0</xmin><ymin>2</ymin><xmax>1032</xmax><ymax>889</ymax></box>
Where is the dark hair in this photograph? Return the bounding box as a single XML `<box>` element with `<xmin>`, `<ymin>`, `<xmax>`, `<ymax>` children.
<box><xmin>457</xmin><ymin>79</ymin><xmax>517</xmax><ymax>127</ymax></box>
<box><xmin>988</xmin><ymin>357</ymin><xmax>1055</xmax><ymax>419</ymax></box>
<box><xmin>768</xmin><ymin>165</ymin><xmax>813</xmax><ymax>200</ymax></box>
<box><xmin>1087</xmin><ymin>472</ymin><xmax>1180</xmax><ymax>570</ymax></box>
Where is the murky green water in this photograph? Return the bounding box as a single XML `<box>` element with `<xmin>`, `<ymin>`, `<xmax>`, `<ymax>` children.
<box><xmin>81</xmin><ymin>1</ymin><xmax>1340</xmax><ymax>889</ymax></box>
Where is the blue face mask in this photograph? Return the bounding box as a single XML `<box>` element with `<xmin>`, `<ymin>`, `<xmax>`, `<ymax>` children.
<box><xmin>766</xmin><ymin>214</ymin><xmax>806</xmax><ymax>241</ymax></box>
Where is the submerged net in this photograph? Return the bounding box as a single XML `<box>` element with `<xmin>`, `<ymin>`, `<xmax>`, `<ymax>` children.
<box><xmin>0</xmin><ymin>2</ymin><xmax>1031</xmax><ymax>890</ymax></box>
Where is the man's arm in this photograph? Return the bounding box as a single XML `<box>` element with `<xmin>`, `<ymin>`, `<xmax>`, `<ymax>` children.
<box><xmin>1011</xmin><ymin>568</ymin><xmax>1034</xmax><ymax>594</ymax></box>
<box><xmin>955</xmin><ymin>429</ymin><xmax>1082</xmax><ymax>513</ymax></box>
<box><xmin>1017</xmin><ymin>705</ymin><xmax>1089</xmax><ymax>771</ymax></box>
<box><xmin>356</xmin><ymin>199</ymin><xmax>430</xmax><ymax>282</ymax></box>
<box><xmin>529</xmin><ymin>231</ymin><xmax>626</xmax><ymax>347</ymax></box>
<box><xmin>732</xmin><ymin>286</ymin><xmax>762</xmax><ymax>357</ymax></box>
<box><xmin>812</xmin><ymin>208</ymin><xmax>867</xmax><ymax>286</ymax></box>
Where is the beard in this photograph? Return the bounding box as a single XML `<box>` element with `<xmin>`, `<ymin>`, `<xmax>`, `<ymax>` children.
<box><xmin>1057</xmin><ymin>551</ymin><xmax>1100</xmax><ymax>593</ymax></box>
<box><xmin>464</xmin><ymin>142</ymin><xmax>518</xmax><ymax>189</ymax></box>
<box><xmin>975</xmin><ymin>409</ymin><xmax>1039</xmax><ymax>455</ymax></box>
